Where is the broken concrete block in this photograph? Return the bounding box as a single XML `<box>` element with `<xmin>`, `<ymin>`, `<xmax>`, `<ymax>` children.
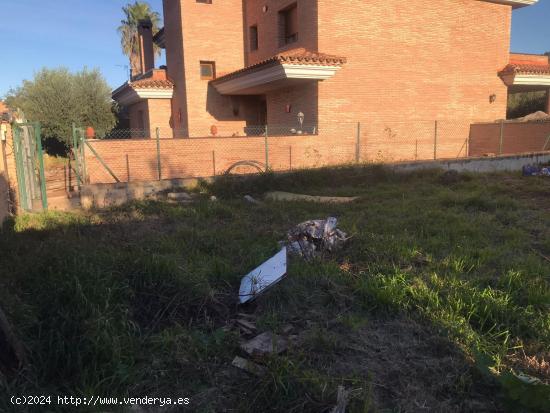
<box><xmin>241</xmin><ymin>332</ymin><xmax>289</xmax><ymax>358</ymax></box>
<box><xmin>265</xmin><ymin>191</ymin><xmax>359</xmax><ymax>204</ymax></box>
<box><xmin>244</xmin><ymin>195</ymin><xmax>263</xmax><ymax>205</ymax></box>
<box><xmin>167</xmin><ymin>192</ymin><xmax>193</xmax><ymax>201</ymax></box>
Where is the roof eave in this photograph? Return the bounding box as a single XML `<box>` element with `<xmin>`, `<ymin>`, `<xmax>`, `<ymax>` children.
<box><xmin>112</xmin><ymin>83</ymin><xmax>174</xmax><ymax>106</ymax></box>
<box><xmin>480</xmin><ymin>0</ymin><xmax>538</xmax><ymax>8</ymax></box>
<box><xmin>212</xmin><ymin>62</ymin><xmax>344</xmax><ymax>95</ymax></box>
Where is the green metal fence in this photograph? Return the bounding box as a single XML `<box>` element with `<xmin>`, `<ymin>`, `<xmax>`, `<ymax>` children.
<box><xmin>12</xmin><ymin>122</ymin><xmax>47</xmax><ymax>211</ymax></box>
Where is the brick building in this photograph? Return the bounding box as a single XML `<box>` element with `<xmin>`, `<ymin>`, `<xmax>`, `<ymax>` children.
<box><xmin>112</xmin><ymin>0</ymin><xmax>547</xmax><ymax>139</ymax></box>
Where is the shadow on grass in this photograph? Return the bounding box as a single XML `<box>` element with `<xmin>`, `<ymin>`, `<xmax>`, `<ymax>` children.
<box><xmin>0</xmin><ymin>165</ymin><xmax>548</xmax><ymax>412</ymax></box>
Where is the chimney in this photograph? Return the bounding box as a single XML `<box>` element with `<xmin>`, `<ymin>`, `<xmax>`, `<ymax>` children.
<box><xmin>138</xmin><ymin>18</ymin><xmax>155</xmax><ymax>75</ymax></box>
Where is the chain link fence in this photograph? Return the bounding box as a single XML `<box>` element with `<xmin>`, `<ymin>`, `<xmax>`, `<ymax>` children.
<box><xmin>469</xmin><ymin>119</ymin><xmax>550</xmax><ymax>156</ymax></box>
<box><xmin>80</xmin><ymin>119</ymin><xmax>550</xmax><ymax>184</ymax></box>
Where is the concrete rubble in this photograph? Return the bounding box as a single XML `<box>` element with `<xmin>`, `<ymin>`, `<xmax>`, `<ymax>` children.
<box><xmin>287</xmin><ymin>217</ymin><xmax>350</xmax><ymax>261</ymax></box>
<box><xmin>265</xmin><ymin>191</ymin><xmax>359</xmax><ymax>204</ymax></box>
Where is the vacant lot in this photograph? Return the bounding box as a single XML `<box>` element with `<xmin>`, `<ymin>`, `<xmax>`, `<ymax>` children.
<box><xmin>1</xmin><ymin>166</ymin><xmax>549</xmax><ymax>412</ymax></box>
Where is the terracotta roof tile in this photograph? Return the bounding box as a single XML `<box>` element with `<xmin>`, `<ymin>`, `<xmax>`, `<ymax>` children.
<box><xmin>500</xmin><ymin>63</ymin><xmax>550</xmax><ymax>76</ymax></box>
<box><xmin>213</xmin><ymin>48</ymin><xmax>347</xmax><ymax>83</ymax></box>
<box><xmin>129</xmin><ymin>78</ymin><xmax>174</xmax><ymax>89</ymax></box>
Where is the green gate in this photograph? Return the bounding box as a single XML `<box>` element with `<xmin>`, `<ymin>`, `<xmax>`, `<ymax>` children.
<box><xmin>12</xmin><ymin>122</ymin><xmax>48</xmax><ymax>211</ymax></box>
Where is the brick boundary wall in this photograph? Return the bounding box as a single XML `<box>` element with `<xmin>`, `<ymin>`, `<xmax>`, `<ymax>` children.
<box><xmin>81</xmin><ymin>151</ymin><xmax>550</xmax><ymax>209</ymax></box>
<box><xmin>85</xmin><ymin>133</ymin><xmax>356</xmax><ymax>184</ymax></box>
<box><xmin>469</xmin><ymin>121</ymin><xmax>550</xmax><ymax>156</ymax></box>
<box><xmin>84</xmin><ymin>121</ymin><xmax>479</xmax><ymax>184</ymax></box>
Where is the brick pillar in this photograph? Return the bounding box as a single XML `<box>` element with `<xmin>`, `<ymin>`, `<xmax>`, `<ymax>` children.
<box><xmin>546</xmin><ymin>89</ymin><xmax>550</xmax><ymax>114</ymax></box>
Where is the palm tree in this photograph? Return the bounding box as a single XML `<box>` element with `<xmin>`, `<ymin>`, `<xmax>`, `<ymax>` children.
<box><xmin>118</xmin><ymin>1</ymin><xmax>162</xmax><ymax>78</ymax></box>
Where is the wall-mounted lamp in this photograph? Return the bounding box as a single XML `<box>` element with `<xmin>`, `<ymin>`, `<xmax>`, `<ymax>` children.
<box><xmin>286</xmin><ymin>104</ymin><xmax>292</xmax><ymax>113</ymax></box>
<box><xmin>489</xmin><ymin>94</ymin><xmax>497</xmax><ymax>104</ymax></box>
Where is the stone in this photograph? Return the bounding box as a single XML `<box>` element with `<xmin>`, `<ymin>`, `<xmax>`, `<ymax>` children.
<box><xmin>241</xmin><ymin>332</ymin><xmax>289</xmax><ymax>358</ymax></box>
<box><xmin>167</xmin><ymin>192</ymin><xmax>192</xmax><ymax>201</ymax></box>
<box><xmin>232</xmin><ymin>356</ymin><xmax>267</xmax><ymax>376</ymax></box>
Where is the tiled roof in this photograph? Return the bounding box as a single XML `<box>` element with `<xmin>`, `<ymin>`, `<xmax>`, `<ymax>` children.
<box><xmin>500</xmin><ymin>63</ymin><xmax>550</xmax><ymax>76</ymax></box>
<box><xmin>129</xmin><ymin>78</ymin><xmax>174</xmax><ymax>89</ymax></box>
<box><xmin>113</xmin><ymin>69</ymin><xmax>174</xmax><ymax>98</ymax></box>
<box><xmin>213</xmin><ymin>49</ymin><xmax>347</xmax><ymax>83</ymax></box>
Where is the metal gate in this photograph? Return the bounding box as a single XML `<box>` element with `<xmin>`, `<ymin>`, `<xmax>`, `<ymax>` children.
<box><xmin>12</xmin><ymin>123</ymin><xmax>47</xmax><ymax>211</ymax></box>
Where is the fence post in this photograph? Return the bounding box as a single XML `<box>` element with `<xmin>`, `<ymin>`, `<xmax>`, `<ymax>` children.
<box><xmin>355</xmin><ymin>122</ymin><xmax>361</xmax><ymax>163</ymax></box>
<box><xmin>264</xmin><ymin>125</ymin><xmax>269</xmax><ymax>172</ymax></box>
<box><xmin>212</xmin><ymin>150</ymin><xmax>216</xmax><ymax>176</ymax></box>
<box><xmin>72</xmin><ymin>123</ymin><xmax>81</xmax><ymax>189</ymax></box>
<box><xmin>289</xmin><ymin>145</ymin><xmax>292</xmax><ymax>170</ymax></box>
<box><xmin>434</xmin><ymin>120</ymin><xmax>438</xmax><ymax>160</ymax></box>
<box><xmin>80</xmin><ymin>129</ymin><xmax>87</xmax><ymax>184</ymax></box>
<box><xmin>34</xmin><ymin>123</ymin><xmax>48</xmax><ymax>211</ymax></box>
<box><xmin>126</xmin><ymin>154</ymin><xmax>131</xmax><ymax>182</ymax></box>
<box><xmin>499</xmin><ymin>120</ymin><xmax>504</xmax><ymax>155</ymax></box>
<box><xmin>156</xmin><ymin>127</ymin><xmax>162</xmax><ymax>181</ymax></box>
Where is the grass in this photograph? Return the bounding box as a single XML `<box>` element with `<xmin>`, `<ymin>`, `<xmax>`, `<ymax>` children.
<box><xmin>42</xmin><ymin>154</ymin><xmax>69</xmax><ymax>170</ymax></box>
<box><xmin>0</xmin><ymin>165</ymin><xmax>549</xmax><ymax>412</ymax></box>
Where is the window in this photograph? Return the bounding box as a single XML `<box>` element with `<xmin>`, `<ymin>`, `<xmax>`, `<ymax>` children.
<box><xmin>196</xmin><ymin>0</ymin><xmax>212</xmax><ymax>3</ymax></box>
<box><xmin>200</xmin><ymin>61</ymin><xmax>216</xmax><ymax>80</ymax></box>
<box><xmin>279</xmin><ymin>3</ymin><xmax>298</xmax><ymax>46</ymax></box>
<box><xmin>249</xmin><ymin>25</ymin><xmax>258</xmax><ymax>51</ymax></box>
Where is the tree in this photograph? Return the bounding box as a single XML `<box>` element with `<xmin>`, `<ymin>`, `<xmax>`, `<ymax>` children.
<box><xmin>507</xmin><ymin>91</ymin><xmax>547</xmax><ymax>119</ymax></box>
<box><xmin>118</xmin><ymin>1</ymin><xmax>161</xmax><ymax>77</ymax></box>
<box><xmin>5</xmin><ymin>68</ymin><xmax>116</xmax><ymax>149</ymax></box>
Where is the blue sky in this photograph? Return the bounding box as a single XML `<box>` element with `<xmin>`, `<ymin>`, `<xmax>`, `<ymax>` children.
<box><xmin>0</xmin><ymin>0</ymin><xmax>548</xmax><ymax>98</ymax></box>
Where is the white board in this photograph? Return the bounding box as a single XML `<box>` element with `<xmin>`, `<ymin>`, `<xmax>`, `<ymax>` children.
<box><xmin>238</xmin><ymin>247</ymin><xmax>287</xmax><ymax>304</ymax></box>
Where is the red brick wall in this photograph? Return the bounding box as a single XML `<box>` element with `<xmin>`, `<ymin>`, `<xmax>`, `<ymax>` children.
<box><xmin>128</xmin><ymin>101</ymin><xmax>149</xmax><ymax>132</ymax></box>
<box><xmin>266</xmin><ymin>83</ymin><xmax>318</xmax><ymax>125</ymax></box>
<box><xmin>128</xmin><ymin>99</ymin><xmax>172</xmax><ymax>138</ymax></box>
<box><xmin>84</xmin><ymin>118</ymin><xmax>482</xmax><ymax>184</ymax></box>
<box><xmin>238</xmin><ymin>0</ymin><xmax>513</xmax><ymax>153</ymax></box>
<box><xmin>85</xmin><ymin>131</ymin><xmax>357</xmax><ymax>184</ymax></box>
<box><xmin>163</xmin><ymin>0</ymin><xmax>188</xmax><ymax>133</ymax></box>
<box><xmin>469</xmin><ymin>121</ymin><xmax>550</xmax><ymax>156</ymax></box>
<box><xmin>148</xmin><ymin>99</ymin><xmax>173</xmax><ymax>137</ymax></box>
<box><xmin>316</xmin><ymin>0</ymin><xmax>511</xmax><ymax>124</ymax></box>
<box><xmin>163</xmin><ymin>0</ymin><xmax>249</xmax><ymax>137</ymax></box>
<box><xmin>244</xmin><ymin>0</ymin><xmax>318</xmax><ymax>66</ymax></box>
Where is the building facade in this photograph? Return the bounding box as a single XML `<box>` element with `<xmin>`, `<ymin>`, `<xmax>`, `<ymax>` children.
<box><xmin>112</xmin><ymin>0</ymin><xmax>547</xmax><ymax>138</ymax></box>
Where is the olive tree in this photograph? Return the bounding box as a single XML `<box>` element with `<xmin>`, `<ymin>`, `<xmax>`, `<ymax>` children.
<box><xmin>5</xmin><ymin>67</ymin><xmax>116</xmax><ymax>148</ymax></box>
